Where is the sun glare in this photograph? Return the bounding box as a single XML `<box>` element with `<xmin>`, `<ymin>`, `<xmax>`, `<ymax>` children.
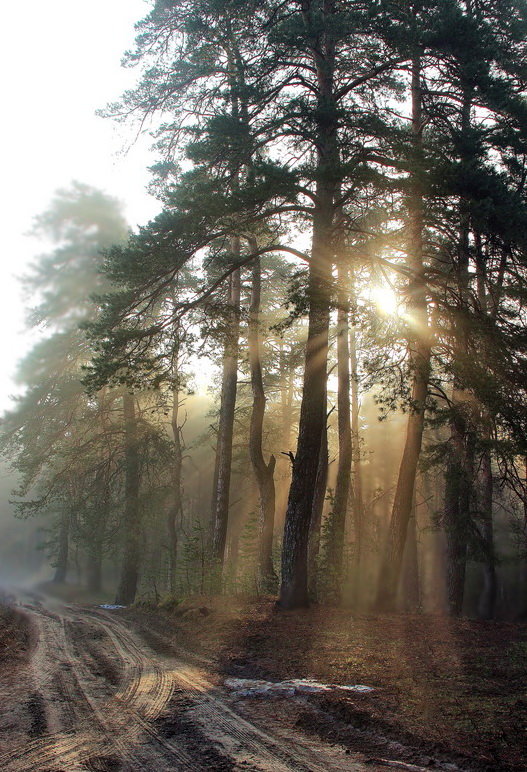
<box><xmin>371</xmin><ymin>284</ymin><xmax>398</xmax><ymax>316</ymax></box>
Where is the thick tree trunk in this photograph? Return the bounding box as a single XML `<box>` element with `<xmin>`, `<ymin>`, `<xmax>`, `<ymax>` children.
<box><xmin>307</xmin><ymin>391</ymin><xmax>329</xmax><ymax>600</ymax></box>
<box><xmin>477</xmin><ymin>447</ymin><xmax>496</xmax><ymax>619</ymax></box>
<box><xmin>521</xmin><ymin>457</ymin><xmax>527</xmax><ymax>616</ymax></box>
<box><xmin>324</xmin><ymin>260</ymin><xmax>352</xmax><ymax>601</ymax></box>
<box><xmin>445</xmin><ymin>414</ymin><xmax>474</xmax><ymax>616</ymax></box>
<box><xmin>279</xmin><ymin>258</ymin><xmax>332</xmax><ymax>608</ymax></box>
<box><xmin>115</xmin><ymin>392</ymin><xmax>141</xmax><ymax>605</ymax></box>
<box><xmin>376</xmin><ymin>54</ymin><xmax>430</xmax><ymax>611</ymax></box>
<box><xmin>279</xmin><ymin>239</ymin><xmax>333</xmax><ymax>608</ymax></box>
<box><xmin>401</xmin><ymin>505</ymin><xmax>420</xmax><ymax>610</ymax></box>
<box><xmin>53</xmin><ymin>508</ymin><xmax>69</xmax><ymax>583</ymax></box>
<box><xmin>211</xmin><ymin>250</ymin><xmax>241</xmax><ymax>567</ymax></box>
<box><xmin>248</xmin><ymin>255</ymin><xmax>278</xmax><ymax>592</ymax></box>
<box><xmin>278</xmin><ymin>8</ymin><xmax>337</xmax><ymax>609</ymax></box>
<box><xmin>349</xmin><ymin>321</ymin><xmax>364</xmax><ymax>606</ymax></box>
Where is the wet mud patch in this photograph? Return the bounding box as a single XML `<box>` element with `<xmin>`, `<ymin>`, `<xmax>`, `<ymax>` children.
<box><xmin>66</xmin><ymin>620</ymin><xmax>122</xmax><ymax>686</ymax></box>
<box><xmin>84</xmin><ymin>640</ymin><xmax>122</xmax><ymax>686</ymax></box>
<box><xmin>84</xmin><ymin>754</ymin><xmax>123</xmax><ymax>771</ymax></box>
<box><xmin>26</xmin><ymin>690</ymin><xmax>47</xmax><ymax>737</ymax></box>
<box><xmin>154</xmin><ymin>688</ymin><xmax>236</xmax><ymax>771</ymax></box>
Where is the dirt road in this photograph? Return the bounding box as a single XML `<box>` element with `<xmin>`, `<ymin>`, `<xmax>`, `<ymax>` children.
<box><xmin>0</xmin><ymin>593</ymin><xmax>389</xmax><ymax>771</ymax></box>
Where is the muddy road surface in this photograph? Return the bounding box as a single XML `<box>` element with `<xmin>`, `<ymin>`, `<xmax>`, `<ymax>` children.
<box><xmin>0</xmin><ymin>592</ymin><xmax>390</xmax><ymax>772</ymax></box>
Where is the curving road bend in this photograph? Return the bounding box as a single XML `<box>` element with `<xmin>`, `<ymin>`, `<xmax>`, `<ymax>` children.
<box><xmin>0</xmin><ymin>593</ymin><xmax>379</xmax><ymax>772</ymax></box>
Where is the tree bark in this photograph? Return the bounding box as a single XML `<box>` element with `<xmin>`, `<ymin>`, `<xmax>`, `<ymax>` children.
<box><xmin>211</xmin><ymin>250</ymin><xmax>241</xmax><ymax>567</ymax></box>
<box><xmin>115</xmin><ymin>392</ymin><xmax>141</xmax><ymax>605</ymax></box>
<box><xmin>401</xmin><ymin>504</ymin><xmax>420</xmax><ymax>610</ymax></box>
<box><xmin>477</xmin><ymin>446</ymin><xmax>496</xmax><ymax>619</ymax></box>
<box><xmin>349</xmin><ymin>320</ymin><xmax>364</xmax><ymax>606</ymax></box>
<box><xmin>168</xmin><ymin>385</ymin><xmax>184</xmax><ymax>593</ymax></box>
<box><xmin>53</xmin><ymin>507</ymin><xmax>69</xmax><ymax>583</ymax></box>
<box><xmin>278</xmin><ymin>3</ymin><xmax>337</xmax><ymax>609</ymax></box>
<box><xmin>307</xmin><ymin>389</ymin><xmax>329</xmax><ymax>601</ymax></box>
<box><xmin>248</xmin><ymin>255</ymin><xmax>278</xmax><ymax>592</ymax></box>
<box><xmin>324</xmin><ymin>260</ymin><xmax>353</xmax><ymax>601</ymax></box>
<box><xmin>474</xmin><ymin>232</ymin><xmax>497</xmax><ymax>619</ymax></box>
<box><xmin>444</xmin><ymin>81</ymin><xmax>474</xmax><ymax>617</ymax></box>
<box><xmin>280</xmin><ymin>341</ymin><xmax>295</xmax><ymax>454</ymax></box>
<box><xmin>376</xmin><ymin>53</ymin><xmax>430</xmax><ymax>611</ymax></box>
<box><xmin>445</xmin><ymin>415</ymin><xmax>474</xmax><ymax>616</ymax></box>
<box><xmin>274</xmin><ymin>341</ymin><xmax>295</xmax><ymax>528</ymax></box>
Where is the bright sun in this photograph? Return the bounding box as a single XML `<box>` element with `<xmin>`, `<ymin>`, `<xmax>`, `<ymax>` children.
<box><xmin>371</xmin><ymin>284</ymin><xmax>398</xmax><ymax>315</ymax></box>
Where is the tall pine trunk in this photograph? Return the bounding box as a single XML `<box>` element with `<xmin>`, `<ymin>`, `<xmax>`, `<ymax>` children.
<box><xmin>444</xmin><ymin>82</ymin><xmax>474</xmax><ymax>617</ymax></box>
<box><xmin>274</xmin><ymin>342</ymin><xmax>295</xmax><ymax>528</ymax></box>
<box><xmin>324</xmin><ymin>260</ymin><xmax>352</xmax><ymax>601</ymax></box>
<box><xmin>401</xmin><ymin>504</ymin><xmax>420</xmax><ymax>610</ymax></box>
<box><xmin>474</xmin><ymin>232</ymin><xmax>497</xmax><ymax>619</ymax></box>
<box><xmin>115</xmin><ymin>392</ymin><xmax>141</xmax><ymax>605</ymax></box>
<box><xmin>445</xmin><ymin>417</ymin><xmax>475</xmax><ymax>616</ymax></box>
<box><xmin>477</xmin><ymin>447</ymin><xmax>496</xmax><ymax>618</ymax></box>
<box><xmin>279</xmin><ymin>342</ymin><xmax>295</xmax><ymax>454</ymax></box>
<box><xmin>278</xmin><ymin>6</ymin><xmax>337</xmax><ymax>609</ymax></box>
<box><xmin>53</xmin><ymin>507</ymin><xmax>69</xmax><ymax>583</ymax></box>
<box><xmin>376</xmin><ymin>54</ymin><xmax>430</xmax><ymax>611</ymax></box>
<box><xmin>86</xmin><ymin>492</ymin><xmax>106</xmax><ymax>594</ymax></box>
<box><xmin>307</xmin><ymin>386</ymin><xmax>329</xmax><ymax>600</ymax></box>
<box><xmin>168</xmin><ymin>385</ymin><xmax>183</xmax><ymax>593</ymax></box>
<box><xmin>248</xmin><ymin>255</ymin><xmax>277</xmax><ymax>592</ymax></box>
<box><xmin>211</xmin><ymin>253</ymin><xmax>241</xmax><ymax>567</ymax></box>
<box><xmin>349</xmin><ymin>319</ymin><xmax>364</xmax><ymax>606</ymax></box>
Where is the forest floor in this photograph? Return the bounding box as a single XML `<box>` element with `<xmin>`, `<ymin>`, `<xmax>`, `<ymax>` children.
<box><xmin>0</xmin><ymin>586</ymin><xmax>525</xmax><ymax>771</ymax></box>
<box><xmin>125</xmin><ymin>595</ymin><xmax>527</xmax><ymax>771</ymax></box>
<box><xmin>0</xmin><ymin>591</ymin><xmax>33</xmax><ymax>668</ymax></box>
<box><xmin>0</xmin><ymin>586</ymin><xmax>395</xmax><ymax>772</ymax></box>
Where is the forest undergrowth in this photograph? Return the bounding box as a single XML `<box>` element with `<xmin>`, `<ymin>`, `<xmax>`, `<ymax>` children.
<box><xmin>0</xmin><ymin>597</ymin><xmax>33</xmax><ymax>671</ymax></box>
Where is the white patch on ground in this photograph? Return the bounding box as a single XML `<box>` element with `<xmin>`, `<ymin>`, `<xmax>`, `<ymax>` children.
<box><xmin>224</xmin><ymin>677</ymin><xmax>374</xmax><ymax>698</ymax></box>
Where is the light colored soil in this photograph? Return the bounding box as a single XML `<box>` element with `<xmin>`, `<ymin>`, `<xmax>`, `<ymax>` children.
<box><xmin>0</xmin><ymin>590</ymin><xmax>387</xmax><ymax>771</ymax></box>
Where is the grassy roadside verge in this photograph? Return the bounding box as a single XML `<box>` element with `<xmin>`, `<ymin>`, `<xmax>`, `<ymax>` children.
<box><xmin>0</xmin><ymin>593</ymin><xmax>33</xmax><ymax>669</ymax></box>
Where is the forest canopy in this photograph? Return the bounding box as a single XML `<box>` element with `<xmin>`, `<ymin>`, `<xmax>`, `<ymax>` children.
<box><xmin>3</xmin><ymin>0</ymin><xmax>527</xmax><ymax>619</ymax></box>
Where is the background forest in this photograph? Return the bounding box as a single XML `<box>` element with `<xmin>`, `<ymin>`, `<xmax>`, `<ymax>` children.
<box><xmin>3</xmin><ymin>0</ymin><xmax>527</xmax><ymax>620</ymax></box>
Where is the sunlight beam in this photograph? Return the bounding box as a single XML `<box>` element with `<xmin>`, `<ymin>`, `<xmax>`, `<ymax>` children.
<box><xmin>371</xmin><ymin>285</ymin><xmax>398</xmax><ymax>316</ymax></box>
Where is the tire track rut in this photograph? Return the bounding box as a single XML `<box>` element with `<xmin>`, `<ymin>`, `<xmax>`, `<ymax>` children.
<box><xmin>0</xmin><ymin>596</ymin><xmax>371</xmax><ymax>771</ymax></box>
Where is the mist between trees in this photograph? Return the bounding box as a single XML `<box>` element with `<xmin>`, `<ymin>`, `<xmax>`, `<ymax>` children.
<box><xmin>3</xmin><ymin>0</ymin><xmax>527</xmax><ymax>618</ymax></box>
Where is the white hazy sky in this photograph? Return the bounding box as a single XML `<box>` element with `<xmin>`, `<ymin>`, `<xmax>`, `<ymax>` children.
<box><xmin>0</xmin><ymin>0</ymin><xmax>161</xmax><ymax>410</ymax></box>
